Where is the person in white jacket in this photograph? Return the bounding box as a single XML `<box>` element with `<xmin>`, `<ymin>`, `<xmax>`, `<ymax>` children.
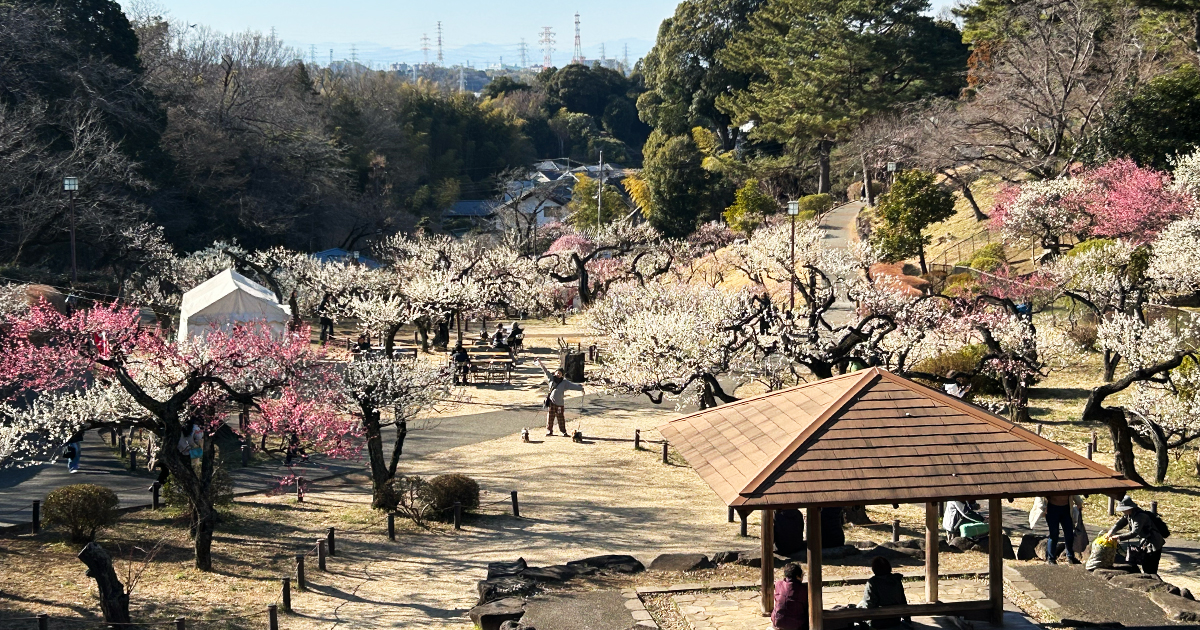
<box><xmin>537</xmin><ymin>359</ymin><xmax>583</xmax><ymax>437</ymax></box>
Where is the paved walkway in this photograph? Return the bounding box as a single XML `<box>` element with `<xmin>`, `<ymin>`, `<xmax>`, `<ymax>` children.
<box><xmin>0</xmin><ymin>393</ymin><xmax>657</xmax><ymax>528</ymax></box>
<box><xmin>818</xmin><ymin>201</ymin><xmax>865</xmax><ymax>326</ymax></box>
<box><xmin>672</xmin><ymin>579</ymin><xmax>1012</xmax><ymax>630</ymax></box>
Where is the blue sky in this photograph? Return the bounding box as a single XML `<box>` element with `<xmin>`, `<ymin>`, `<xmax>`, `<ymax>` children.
<box><xmin>123</xmin><ymin>0</ymin><xmax>960</xmax><ymax>67</ymax></box>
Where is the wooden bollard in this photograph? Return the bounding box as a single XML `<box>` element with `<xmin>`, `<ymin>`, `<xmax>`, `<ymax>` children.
<box><xmin>326</xmin><ymin>527</ymin><xmax>335</xmax><ymax>556</ymax></box>
<box><xmin>661</xmin><ymin>442</ymin><xmax>669</xmax><ymax>464</ymax></box>
<box><xmin>1108</xmin><ymin>496</ymin><xmax>1115</xmax><ymax>516</ymax></box>
<box><xmin>295</xmin><ymin>554</ymin><xmax>306</xmax><ymax>590</ymax></box>
<box><xmin>317</xmin><ymin>540</ymin><xmax>326</xmax><ymax>571</ymax></box>
<box><xmin>634</xmin><ymin>429</ymin><xmax>640</xmax><ymax>450</ymax></box>
<box><xmin>739</xmin><ymin>511</ymin><xmax>748</xmax><ymax>537</ymax></box>
<box><xmin>1091</xmin><ymin>431</ymin><xmax>1098</xmax><ymax>453</ymax></box>
<box><xmin>453</xmin><ymin>501</ymin><xmax>462</xmax><ymax>531</ymax></box>
<box><xmin>31</xmin><ymin>500</ymin><xmax>40</xmax><ymax>534</ymax></box>
<box><xmin>1151</xmin><ymin>501</ymin><xmax>1158</xmax><ymax>515</ymax></box>
<box><xmin>268</xmin><ymin>604</ymin><xmax>278</xmax><ymax>630</ymax></box>
<box><xmin>295</xmin><ymin>477</ymin><xmax>303</xmax><ymax>502</ymax></box>
<box><xmin>119</xmin><ymin>436</ymin><xmax>127</xmax><ymax>457</ymax></box>
<box><xmin>128</xmin><ymin>449</ymin><xmax>137</xmax><ymax>471</ymax></box>
<box><xmin>241</xmin><ymin>444</ymin><xmax>250</xmax><ymax>467</ymax></box>
<box><xmin>511</xmin><ymin>491</ymin><xmax>520</xmax><ymax>517</ymax></box>
<box><xmin>1087</xmin><ymin>443</ymin><xmax>1093</xmax><ymax>460</ymax></box>
<box><xmin>152</xmin><ymin>482</ymin><xmax>161</xmax><ymax>510</ymax></box>
<box><xmin>281</xmin><ymin>577</ymin><xmax>291</xmax><ymax>612</ymax></box>
<box><xmin>175</xmin><ymin>617</ymin><xmax>185</xmax><ymax>630</ymax></box>
<box><xmin>728</xmin><ymin>506</ymin><xmax>735</xmax><ymax>523</ymax></box>
<box><xmin>1037</xmin><ymin>424</ymin><xmax>1043</xmax><ymax>436</ymax></box>
<box><xmin>37</xmin><ymin>613</ymin><xmax>48</xmax><ymax>630</ymax></box>
<box><xmin>387</xmin><ymin>513</ymin><xmax>396</xmax><ymax>540</ymax></box>
<box><xmin>892</xmin><ymin>519</ymin><xmax>901</xmax><ymax>542</ymax></box>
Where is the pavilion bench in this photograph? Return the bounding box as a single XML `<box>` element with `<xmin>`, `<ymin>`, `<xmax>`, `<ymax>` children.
<box><xmin>824</xmin><ymin>600</ymin><xmax>993</xmax><ymax>629</ymax></box>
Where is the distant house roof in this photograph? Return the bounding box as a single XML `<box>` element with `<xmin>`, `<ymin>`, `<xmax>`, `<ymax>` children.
<box><xmin>533</xmin><ymin>160</ymin><xmax>568</xmax><ymax>171</ymax></box>
<box><xmin>311</xmin><ymin>248</ymin><xmax>380</xmax><ymax>269</ymax></box>
<box><xmin>445</xmin><ymin>200</ymin><xmax>499</xmax><ymax>218</ymax></box>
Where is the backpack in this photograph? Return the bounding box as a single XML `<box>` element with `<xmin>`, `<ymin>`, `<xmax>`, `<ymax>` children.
<box><xmin>1151</xmin><ymin>513</ymin><xmax>1170</xmax><ymax>538</ymax></box>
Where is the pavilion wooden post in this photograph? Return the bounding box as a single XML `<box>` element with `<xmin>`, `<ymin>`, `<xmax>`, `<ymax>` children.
<box><xmin>988</xmin><ymin>497</ymin><xmax>1004</xmax><ymax>625</ymax></box>
<box><xmin>760</xmin><ymin>509</ymin><xmax>775</xmax><ymax>616</ymax></box>
<box><xmin>807</xmin><ymin>506</ymin><xmax>824</xmax><ymax>630</ymax></box>
<box><xmin>925</xmin><ymin>502</ymin><xmax>939</xmax><ymax>604</ymax></box>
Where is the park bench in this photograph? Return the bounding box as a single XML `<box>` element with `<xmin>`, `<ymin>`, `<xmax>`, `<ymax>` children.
<box><xmin>823</xmin><ymin>600</ymin><xmax>992</xmax><ymax>629</ymax></box>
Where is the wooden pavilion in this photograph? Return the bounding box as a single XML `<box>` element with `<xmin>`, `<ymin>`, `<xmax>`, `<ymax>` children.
<box><xmin>658</xmin><ymin>367</ymin><xmax>1141</xmax><ymax>629</ymax></box>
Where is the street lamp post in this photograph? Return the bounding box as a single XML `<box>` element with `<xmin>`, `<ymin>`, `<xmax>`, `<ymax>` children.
<box><xmin>63</xmin><ymin>176</ymin><xmax>79</xmax><ymax>284</ymax></box>
<box><xmin>787</xmin><ymin>200</ymin><xmax>799</xmax><ymax>311</ymax></box>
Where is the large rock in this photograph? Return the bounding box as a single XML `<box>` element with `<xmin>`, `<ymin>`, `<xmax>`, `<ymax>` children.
<box><xmin>520</xmin><ymin>565</ymin><xmax>577</xmax><ymax>583</ymax></box>
<box><xmin>948</xmin><ymin>537</ymin><xmax>975</xmax><ymax>553</ymax></box>
<box><xmin>734</xmin><ymin>549</ymin><xmax>791</xmax><ymax>568</ymax></box>
<box><xmin>566</xmin><ymin>554</ymin><xmax>645</xmax><ymax>574</ymax></box>
<box><xmin>1110</xmin><ymin>573</ymin><xmax>1170</xmax><ymax>594</ymax></box>
<box><xmin>1035</xmin><ymin>539</ymin><xmax>1067</xmax><ymax>561</ymax></box>
<box><xmin>649</xmin><ymin>553</ymin><xmax>713</xmax><ymax>572</ymax></box>
<box><xmin>821</xmin><ymin>507</ymin><xmax>846</xmax><ymax>548</ymax></box>
<box><xmin>469</xmin><ymin>597</ymin><xmax>526</xmax><ymax>630</ymax></box>
<box><xmin>477</xmin><ymin>576</ymin><xmax>538</xmax><ymax>605</ymax></box>
<box><xmin>1091</xmin><ymin>568</ymin><xmax>1128</xmax><ymax>580</ymax></box>
<box><xmin>1017</xmin><ymin>534</ymin><xmax>1044</xmax><ymax>561</ymax></box>
<box><xmin>488</xmin><ymin>558</ymin><xmax>528</xmax><ymax>580</ymax></box>
<box><xmin>1149</xmin><ymin>591</ymin><xmax>1200</xmax><ymax>622</ymax></box>
<box><xmin>774</xmin><ymin>509</ymin><xmax>806</xmax><ymax>555</ymax></box>
<box><xmin>821</xmin><ymin>545</ymin><xmax>861</xmax><ymax>561</ymax></box>
<box><xmin>710</xmin><ymin>550</ymin><xmax>741</xmax><ymax>565</ymax></box>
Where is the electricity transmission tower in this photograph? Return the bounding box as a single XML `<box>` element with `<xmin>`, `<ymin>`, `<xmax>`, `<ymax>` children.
<box><xmin>436</xmin><ymin>21</ymin><xmax>444</xmax><ymax>66</ymax></box>
<box><xmin>539</xmin><ymin>27</ymin><xmax>555</xmax><ymax>68</ymax></box>
<box><xmin>518</xmin><ymin>38</ymin><xmax>528</xmax><ymax>67</ymax></box>
<box><xmin>309</xmin><ymin>45</ymin><xmax>316</xmax><ymax>66</ymax></box>
<box><xmin>421</xmin><ymin>33</ymin><xmax>430</xmax><ymax>65</ymax></box>
<box><xmin>599</xmin><ymin>43</ymin><xmax>606</xmax><ymax>64</ymax></box>
<box><xmin>622</xmin><ymin>43</ymin><xmax>629</xmax><ymax>74</ymax></box>
<box><xmin>571</xmin><ymin>13</ymin><xmax>583</xmax><ymax>64</ymax></box>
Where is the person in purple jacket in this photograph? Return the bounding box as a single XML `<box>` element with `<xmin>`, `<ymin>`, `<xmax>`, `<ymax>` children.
<box><xmin>773</xmin><ymin>562</ymin><xmax>809</xmax><ymax>630</ymax></box>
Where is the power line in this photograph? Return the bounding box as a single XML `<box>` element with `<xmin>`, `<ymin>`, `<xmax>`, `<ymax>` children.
<box><xmin>539</xmin><ymin>27</ymin><xmax>555</xmax><ymax>68</ymax></box>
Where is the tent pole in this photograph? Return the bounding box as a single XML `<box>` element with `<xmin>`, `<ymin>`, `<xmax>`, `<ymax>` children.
<box><xmin>760</xmin><ymin>509</ymin><xmax>775</xmax><ymax>616</ymax></box>
<box><xmin>989</xmin><ymin>497</ymin><xmax>1004</xmax><ymax>625</ymax></box>
<box><xmin>807</xmin><ymin>507</ymin><xmax>823</xmax><ymax>630</ymax></box>
<box><xmin>926</xmin><ymin>502</ymin><xmax>939</xmax><ymax>604</ymax></box>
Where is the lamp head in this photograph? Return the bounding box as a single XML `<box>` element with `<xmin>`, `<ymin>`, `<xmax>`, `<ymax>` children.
<box><xmin>787</xmin><ymin>200</ymin><xmax>799</xmax><ymax>216</ymax></box>
<box><xmin>63</xmin><ymin>176</ymin><xmax>79</xmax><ymax>192</ymax></box>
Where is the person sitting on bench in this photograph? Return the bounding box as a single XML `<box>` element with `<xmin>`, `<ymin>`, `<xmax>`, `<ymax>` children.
<box><xmin>858</xmin><ymin>556</ymin><xmax>909</xmax><ymax>628</ymax></box>
<box><xmin>451</xmin><ymin>344</ymin><xmax>471</xmax><ymax>385</ymax></box>
<box><xmin>491</xmin><ymin>323</ymin><xmax>509</xmax><ymax>349</ymax></box>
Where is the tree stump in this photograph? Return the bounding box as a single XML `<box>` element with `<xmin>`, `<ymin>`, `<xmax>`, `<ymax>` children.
<box><xmin>77</xmin><ymin>542</ymin><xmax>130</xmax><ymax>625</ymax></box>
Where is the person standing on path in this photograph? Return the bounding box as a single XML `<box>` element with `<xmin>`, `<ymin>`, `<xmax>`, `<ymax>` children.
<box><xmin>537</xmin><ymin>358</ymin><xmax>582</xmax><ymax>437</ymax></box>
<box><xmin>1108</xmin><ymin>496</ymin><xmax>1167</xmax><ymax>574</ymax></box>
<box><xmin>1045</xmin><ymin>495</ymin><xmax>1081</xmax><ymax>564</ymax></box>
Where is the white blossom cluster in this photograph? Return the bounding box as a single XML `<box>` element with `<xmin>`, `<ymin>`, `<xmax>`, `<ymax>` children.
<box><xmin>1169</xmin><ymin>148</ymin><xmax>1200</xmax><ymax>202</ymax></box>
<box><xmin>994</xmin><ymin>178</ymin><xmax>1089</xmax><ymax>246</ymax></box>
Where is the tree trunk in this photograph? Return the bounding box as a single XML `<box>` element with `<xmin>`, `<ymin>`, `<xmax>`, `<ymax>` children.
<box><xmin>192</xmin><ymin>437</ymin><xmax>218</xmax><ymax>571</ymax></box>
<box><xmin>817</xmin><ymin>141</ymin><xmax>833</xmax><ymax>194</ymax></box>
<box><xmin>844</xmin><ymin>505</ymin><xmax>873</xmax><ymax>525</ymax></box>
<box><xmin>1145</xmin><ymin>419</ymin><xmax>1169</xmax><ymax>485</ymax></box>
<box><xmin>860</xmin><ymin>152</ymin><xmax>874</xmax><ymax>207</ymax></box>
<box><xmin>918</xmin><ymin>243</ymin><xmax>928</xmax><ymax>275</ymax></box>
<box><xmin>574</xmin><ymin>256</ymin><xmax>594</xmax><ymax>307</ymax></box>
<box><xmin>384</xmin><ymin>322</ymin><xmax>402</xmax><ymax>357</ymax></box>
<box><xmin>415</xmin><ymin>318</ymin><xmax>430</xmax><ymax>352</ymax></box>
<box><xmin>78</xmin><ymin>543</ymin><xmax>131</xmax><ymax>625</ymax></box>
<box><xmin>1102</xmin><ymin>350</ymin><xmax>1119</xmax><ymax>383</ymax></box>
<box><xmin>1003</xmin><ymin>376</ymin><xmax>1031</xmax><ymax>424</ymax></box>
<box><xmin>361</xmin><ymin>406</ymin><xmax>394</xmax><ymax>509</ymax></box>
<box><xmin>1102</xmin><ymin>411</ymin><xmax>1146</xmax><ymax>485</ymax></box>
<box><xmin>961</xmin><ymin>181</ymin><xmax>987</xmax><ymax>221</ymax></box>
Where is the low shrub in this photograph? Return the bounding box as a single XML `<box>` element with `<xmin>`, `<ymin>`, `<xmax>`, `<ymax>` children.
<box><xmin>426</xmin><ymin>473</ymin><xmax>480</xmax><ymax>519</ymax></box>
<box><xmin>390</xmin><ymin>474</ymin><xmax>433</xmax><ymax>525</ymax></box>
<box><xmin>163</xmin><ymin>463</ymin><xmax>234</xmax><ymax>509</ymax></box>
<box><xmin>960</xmin><ymin>243</ymin><xmax>1007</xmax><ymax>272</ymax></box>
<box><xmin>912</xmin><ymin>344</ymin><xmax>1003</xmax><ymax>396</ymax></box>
<box><xmin>796</xmin><ymin>193</ymin><xmax>835</xmax><ymax>218</ymax></box>
<box><xmin>43</xmin><ymin>483</ymin><xmax>119</xmax><ymax>543</ymax></box>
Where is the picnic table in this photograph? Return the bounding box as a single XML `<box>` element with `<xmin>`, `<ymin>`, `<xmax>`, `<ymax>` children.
<box><xmin>448</xmin><ymin>350</ymin><xmax>513</xmax><ymax>384</ymax></box>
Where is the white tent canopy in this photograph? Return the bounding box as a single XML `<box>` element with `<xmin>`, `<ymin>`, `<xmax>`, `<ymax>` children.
<box><xmin>177</xmin><ymin>269</ymin><xmax>291</xmax><ymax>342</ymax></box>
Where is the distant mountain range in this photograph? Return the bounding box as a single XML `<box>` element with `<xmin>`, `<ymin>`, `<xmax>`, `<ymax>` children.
<box><xmin>288</xmin><ymin>38</ymin><xmax>655</xmax><ymax>70</ymax></box>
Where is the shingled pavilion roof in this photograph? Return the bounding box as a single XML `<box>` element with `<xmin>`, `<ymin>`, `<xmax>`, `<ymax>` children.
<box><xmin>658</xmin><ymin>367</ymin><xmax>1141</xmax><ymax>509</ymax></box>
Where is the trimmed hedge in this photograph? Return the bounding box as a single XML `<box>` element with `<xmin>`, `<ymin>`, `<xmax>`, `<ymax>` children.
<box><xmin>43</xmin><ymin>483</ymin><xmax>119</xmax><ymax>542</ymax></box>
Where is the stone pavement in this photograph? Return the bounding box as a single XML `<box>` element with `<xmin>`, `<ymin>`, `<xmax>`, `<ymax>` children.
<box><xmin>672</xmin><ymin>579</ymin><xmax>989</xmax><ymax>630</ymax></box>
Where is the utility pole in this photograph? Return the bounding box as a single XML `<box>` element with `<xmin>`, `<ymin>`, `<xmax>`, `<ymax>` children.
<box><xmin>63</xmin><ymin>176</ymin><xmax>79</xmax><ymax>284</ymax></box>
<box><xmin>518</xmin><ymin>38</ymin><xmax>528</xmax><ymax>67</ymax></box>
<box><xmin>787</xmin><ymin>200</ymin><xmax>799</xmax><ymax>310</ymax></box>
<box><xmin>539</xmin><ymin>27</ymin><xmax>555</xmax><ymax>68</ymax></box>
<box><xmin>436</xmin><ymin>21</ymin><xmax>444</xmax><ymax>66</ymax></box>
<box><xmin>597</xmin><ymin>151</ymin><xmax>603</xmax><ymax>228</ymax></box>
<box><xmin>572</xmin><ymin>13</ymin><xmax>583</xmax><ymax>64</ymax></box>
